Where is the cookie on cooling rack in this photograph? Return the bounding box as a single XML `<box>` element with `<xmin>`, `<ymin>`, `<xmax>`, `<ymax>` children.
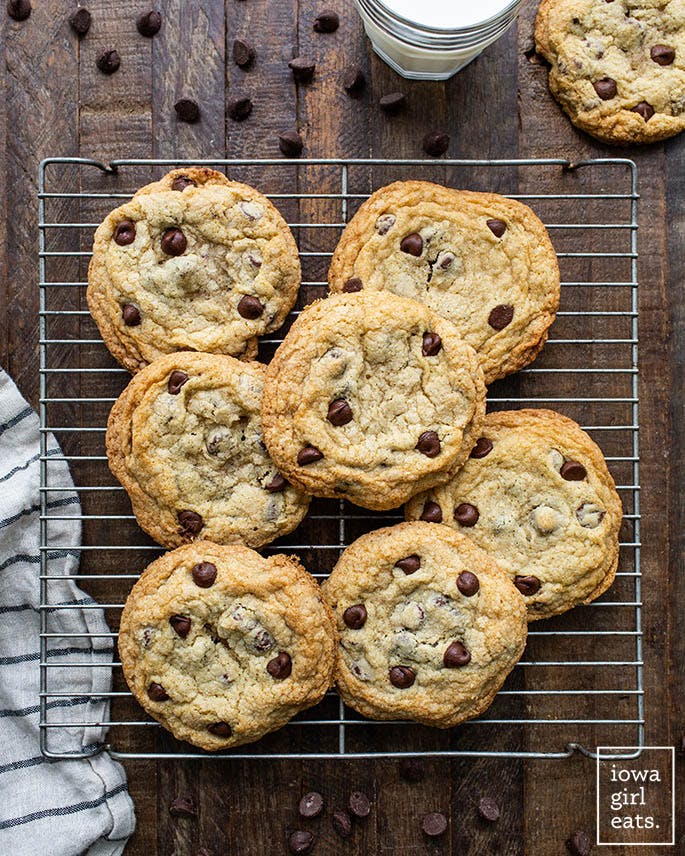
<box><xmin>405</xmin><ymin>409</ymin><xmax>623</xmax><ymax>621</ymax></box>
<box><xmin>321</xmin><ymin>522</ymin><xmax>527</xmax><ymax>727</ymax></box>
<box><xmin>327</xmin><ymin>181</ymin><xmax>560</xmax><ymax>384</ymax></box>
<box><xmin>535</xmin><ymin>0</ymin><xmax>685</xmax><ymax>145</ymax></box>
<box><xmin>261</xmin><ymin>291</ymin><xmax>486</xmax><ymax>511</ymax></box>
<box><xmin>87</xmin><ymin>167</ymin><xmax>301</xmax><ymax>372</ymax></box>
<box><xmin>106</xmin><ymin>352</ymin><xmax>310</xmax><ymax>549</ymax></box>
<box><xmin>118</xmin><ymin>542</ymin><xmax>336</xmax><ymax>751</ymax></box>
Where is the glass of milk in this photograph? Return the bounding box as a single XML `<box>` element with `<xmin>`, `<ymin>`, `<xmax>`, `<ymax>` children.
<box><xmin>354</xmin><ymin>0</ymin><xmax>522</xmax><ymax>80</ymax></box>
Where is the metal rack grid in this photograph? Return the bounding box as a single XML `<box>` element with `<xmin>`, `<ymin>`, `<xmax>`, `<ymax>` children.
<box><xmin>38</xmin><ymin>157</ymin><xmax>642</xmax><ymax>761</ymax></box>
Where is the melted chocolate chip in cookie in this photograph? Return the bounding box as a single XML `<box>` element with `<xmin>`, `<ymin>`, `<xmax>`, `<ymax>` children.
<box><xmin>632</xmin><ymin>101</ymin><xmax>655</xmax><ymax>121</ymax></box>
<box><xmin>454</xmin><ymin>503</ymin><xmax>479</xmax><ymax>526</ymax></box>
<box><xmin>389</xmin><ymin>665</ymin><xmax>416</xmax><ymax>688</ymax></box>
<box><xmin>147</xmin><ymin>681</ymin><xmax>170</xmax><ymax>701</ymax></box>
<box><xmin>422</xmin><ymin>332</ymin><xmax>442</xmax><ymax>356</ymax></box>
<box><xmin>593</xmin><ymin>77</ymin><xmax>617</xmax><ymax>100</ymax></box>
<box><xmin>207</xmin><ymin>721</ymin><xmax>232</xmax><ymax>737</ymax></box>
<box><xmin>297</xmin><ymin>445</ymin><xmax>323</xmax><ymax>465</ymax></box>
<box><xmin>486</xmin><ymin>218</ymin><xmax>507</xmax><ymax>238</ymax></box>
<box><xmin>169</xmin><ymin>614</ymin><xmax>191</xmax><ymax>638</ymax></box>
<box><xmin>161</xmin><ymin>227</ymin><xmax>187</xmax><ymax>256</ymax></box>
<box><xmin>650</xmin><ymin>45</ymin><xmax>675</xmax><ymax>66</ymax></box>
<box><xmin>560</xmin><ymin>460</ymin><xmax>587</xmax><ymax>481</ymax></box>
<box><xmin>416</xmin><ymin>431</ymin><xmax>440</xmax><ymax>457</ymax></box>
<box><xmin>191</xmin><ymin>561</ymin><xmax>217</xmax><ymax>587</ymax></box>
<box><xmin>420</xmin><ymin>501</ymin><xmax>443</xmax><ymax>523</ymax></box>
<box><xmin>400</xmin><ymin>232</ymin><xmax>423</xmax><ymax>256</ymax></box>
<box><xmin>343</xmin><ymin>604</ymin><xmax>367</xmax><ymax>629</ymax></box>
<box><xmin>342</xmin><ymin>276</ymin><xmax>363</xmax><ymax>292</ymax></box>
<box><xmin>237</xmin><ymin>294</ymin><xmax>264</xmax><ymax>319</ymax></box>
<box><xmin>456</xmin><ymin>571</ymin><xmax>479</xmax><ymax>596</ymax></box>
<box><xmin>177</xmin><ymin>509</ymin><xmax>203</xmax><ymax>537</ymax></box>
<box><xmin>266</xmin><ymin>651</ymin><xmax>292</xmax><ymax>679</ymax></box>
<box><xmin>167</xmin><ymin>370</ymin><xmax>189</xmax><ymax>394</ymax></box>
<box><xmin>171</xmin><ymin>175</ymin><xmax>196</xmax><ymax>192</ymax></box>
<box><xmin>443</xmin><ymin>641</ymin><xmax>471</xmax><ymax>667</ymax></box>
<box><xmin>265</xmin><ymin>473</ymin><xmax>288</xmax><ymax>492</ymax></box>
<box><xmin>121</xmin><ymin>303</ymin><xmax>141</xmax><ymax>326</ymax></box>
<box><xmin>395</xmin><ymin>554</ymin><xmax>420</xmax><ymax>575</ymax></box>
<box><xmin>114</xmin><ymin>219</ymin><xmax>136</xmax><ymax>246</ymax></box>
<box><xmin>327</xmin><ymin>398</ymin><xmax>353</xmax><ymax>426</ymax></box>
<box><xmin>488</xmin><ymin>304</ymin><xmax>514</xmax><ymax>330</ymax></box>
<box><xmin>514</xmin><ymin>575</ymin><xmax>541</xmax><ymax>596</ymax></box>
<box><xmin>470</xmin><ymin>437</ymin><xmax>493</xmax><ymax>458</ymax></box>
<box><xmin>375</xmin><ymin>213</ymin><xmax>396</xmax><ymax>234</ymax></box>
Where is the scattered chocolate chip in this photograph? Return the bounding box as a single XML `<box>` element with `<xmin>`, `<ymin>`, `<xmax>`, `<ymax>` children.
<box><xmin>327</xmin><ymin>398</ymin><xmax>353</xmax><ymax>426</ymax></box>
<box><xmin>167</xmin><ymin>370</ymin><xmax>189</xmax><ymax>394</ymax></box>
<box><xmin>279</xmin><ymin>129</ymin><xmax>304</xmax><ymax>157</ymax></box>
<box><xmin>422</xmin><ymin>812</ymin><xmax>448</xmax><ymax>837</ymax></box>
<box><xmin>422</xmin><ymin>332</ymin><xmax>442</xmax><ymax>356</ymax></box>
<box><xmin>632</xmin><ymin>101</ymin><xmax>655</xmax><ymax>121</ymax></box>
<box><xmin>161</xmin><ymin>227</ymin><xmax>187</xmax><ymax>256</ymax></box>
<box><xmin>207</xmin><ymin>721</ymin><xmax>232</xmax><ymax>737</ymax></box>
<box><xmin>488</xmin><ymin>304</ymin><xmax>514</xmax><ymax>330</ymax></box>
<box><xmin>420</xmin><ymin>501</ymin><xmax>442</xmax><ymax>523</ymax></box>
<box><xmin>192</xmin><ymin>561</ymin><xmax>217</xmax><ymax>587</ymax></box>
<box><xmin>343</xmin><ymin>65</ymin><xmax>366</xmax><ymax>94</ymax></box>
<box><xmin>289</xmin><ymin>57</ymin><xmax>315</xmax><ymax>83</ymax></box>
<box><xmin>395</xmin><ymin>554</ymin><xmax>420</xmax><ymax>575</ymax></box>
<box><xmin>171</xmin><ymin>175</ymin><xmax>196</xmax><ymax>192</ymax></box>
<box><xmin>423</xmin><ymin>130</ymin><xmax>450</xmax><ymax>157</ymax></box>
<box><xmin>122</xmin><ymin>304</ymin><xmax>141</xmax><ymax>326</ymax></box>
<box><xmin>566</xmin><ymin>830</ymin><xmax>592</xmax><ymax>856</ymax></box>
<box><xmin>342</xmin><ymin>276</ymin><xmax>362</xmax><ymax>292</ymax></box>
<box><xmin>400</xmin><ymin>232</ymin><xmax>423</xmax><ymax>256</ymax></box>
<box><xmin>348</xmin><ymin>791</ymin><xmax>371</xmax><ymax>818</ymax></box>
<box><xmin>478</xmin><ymin>796</ymin><xmax>500</xmax><ymax>822</ymax></box>
<box><xmin>288</xmin><ymin>830</ymin><xmax>315</xmax><ymax>855</ymax></box>
<box><xmin>443</xmin><ymin>640</ymin><xmax>471</xmax><ymax>667</ymax></box>
<box><xmin>233</xmin><ymin>37</ymin><xmax>255</xmax><ymax>68</ymax></box>
<box><xmin>454</xmin><ymin>503</ymin><xmax>479</xmax><ymax>527</ymax></box>
<box><xmin>178</xmin><ymin>509</ymin><xmax>203</xmax><ymax>537</ymax></box>
<box><xmin>69</xmin><ymin>7</ymin><xmax>91</xmax><ymax>35</ymax></box>
<box><xmin>416</xmin><ymin>430</ymin><xmax>440</xmax><ymax>457</ymax></box>
<box><xmin>174</xmin><ymin>98</ymin><xmax>200</xmax><ymax>123</ymax></box>
<box><xmin>593</xmin><ymin>77</ymin><xmax>617</xmax><ymax>100</ymax></box>
<box><xmin>147</xmin><ymin>681</ymin><xmax>169</xmax><ymax>701</ymax></box>
<box><xmin>96</xmin><ymin>49</ymin><xmax>120</xmax><ymax>75</ymax></box>
<box><xmin>389</xmin><ymin>665</ymin><xmax>415</xmax><ymax>688</ymax></box>
<box><xmin>227</xmin><ymin>96</ymin><xmax>253</xmax><ymax>121</ymax></box>
<box><xmin>514</xmin><ymin>575</ymin><xmax>541</xmax><ymax>596</ymax></box>
<box><xmin>6</xmin><ymin>0</ymin><xmax>30</xmax><ymax>21</ymax></box>
<box><xmin>457</xmin><ymin>571</ymin><xmax>480</xmax><ymax>596</ymax></box>
<box><xmin>314</xmin><ymin>9</ymin><xmax>339</xmax><ymax>32</ymax></box>
<box><xmin>169</xmin><ymin>614</ymin><xmax>191</xmax><ymax>638</ymax></box>
<box><xmin>113</xmin><ymin>219</ymin><xmax>136</xmax><ymax>246</ymax></box>
<box><xmin>560</xmin><ymin>460</ymin><xmax>587</xmax><ymax>481</ymax></box>
<box><xmin>299</xmin><ymin>791</ymin><xmax>324</xmax><ymax>819</ymax></box>
<box><xmin>267</xmin><ymin>651</ymin><xmax>292</xmax><ymax>679</ymax></box>
<box><xmin>651</xmin><ymin>44</ymin><xmax>675</xmax><ymax>65</ymax></box>
<box><xmin>169</xmin><ymin>793</ymin><xmax>197</xmax><ymax>817</ymax></box>
<box><xmin>332</xmin><ymin>809</ymin><xmax>353</xmax><ymax>838</ymax></box>
<box><xmin>399</xmin><ymin>757</ymin><xmax>425</xmax><ymax>781</ymax></box>
<box><xmin>380</xmin><ymin>91</ymin><xmax>406</xmax><ymax>114</ymax></box>
<box><xmin>297</xmin><ymin>445</ymin><xmax>323</xmax><ymax>465</ymax></box>
<box><xmin>137</xmin><ymin>9</ymin><xmax>161</xmax><ymax>37</ymax></box>
<box><xmin>265</xmin><ymin>473</ymin><xmax>288</xmax><ymax>492</ymax></box>
<box><xmin>486</xmin><ymin>218</ymin><xmax>507</xmax><ymax>238</ymax></box>
<box><xmin>343</xmin><ymin>604</ymin><xmax>367</xmax><ymax>629</ymax></box>
<box><xmin>470</xmin><ymin>437</ymin><xmax>493</xmax><ymax>458</ymax></box>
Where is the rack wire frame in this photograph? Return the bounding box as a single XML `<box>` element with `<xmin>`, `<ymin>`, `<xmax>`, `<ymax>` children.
<box><xmin>38</xmin><ymin>156</ymin><xmax>643</xmax><ymax>761</ymax></box>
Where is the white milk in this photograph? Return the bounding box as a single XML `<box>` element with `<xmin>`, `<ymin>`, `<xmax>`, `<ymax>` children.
<box><xmin>380</xmin><ymin>0</ymin><xmax>516</xmax><ymax>30</ymax></box>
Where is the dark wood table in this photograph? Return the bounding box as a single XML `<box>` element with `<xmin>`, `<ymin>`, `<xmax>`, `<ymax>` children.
<box><xmin>2</xmin><ymin>0</ymin><xmax>683</xmax><ymax>853</ymax></box>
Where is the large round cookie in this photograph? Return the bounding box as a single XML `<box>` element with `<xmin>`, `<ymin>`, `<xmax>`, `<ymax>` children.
<box><xmin>88</xmin><ymin>167</ymin><xmax>301</xmax><ymax>372</ymax></box>
<box><xmin>261</xmin><ymin>291</ymin><xmax>486</xmax><ymax>511</ymax></box>
<box><xmin>118</xmin><ymin>543</ymin><xmax>336</xmax><ymax>751</ymax></box>
<box><xmin>535</xmin><ymin>0</ymin><xmax>685</xmax><ymax>145</ymax></box>
<box><xmin>328</xmin><ymin>181</ymin><xmax>560</xmax><ymax>384</ymax></box>
<box><xmin>322</xmin><ymin>523</ymin><xmax>527</xmax><ymax>727</ymax></box>
<box><xmin>406</xmin><ymin>409</ymin><xmax>623</xmax><ymax>621</ymax></box>
<box><xmin>106</xmin><ymin>352</ymin><xmax>310</xmax><ymax>549</ymax></box>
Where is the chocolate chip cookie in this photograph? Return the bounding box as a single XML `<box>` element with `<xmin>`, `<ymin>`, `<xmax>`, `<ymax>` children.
<box><xmin>405</xmin><ymin>409</ymin><xmax>622</xmax><ymax>620</ymax></box>
<box><xmin>328</xmin><ymin>181</ymin><xmax>559</xmax><ymax>384</ymax></box>
<box><xmin>261</xmin><ymin>291</ymin><xmax>486</xmax><ymax>511</ymax></box>
<box><xmin>106</xmin><ymin>352</ymin><xmax>310</xmax><ymax>549</ymax></box>
<box><xmin>88</xmin><ymin>167</ymin><xmax>301</xmax><ymax>372</ymax></box>
<box><xmin>322</xmin><ymin>522</ymin><xmax>527</xmax><ymax>727</ymax></box>
<box><xmin>535</xmin><ymin>0</ymin><xmax>685</xmax><ymax>145</ymax></box>
<box><xmin>118</xmin><ymin>542</ymin><xmax>336</xmax><ymax>751</ymax></box>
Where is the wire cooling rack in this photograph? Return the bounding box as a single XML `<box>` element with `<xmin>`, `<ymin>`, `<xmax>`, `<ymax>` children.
<box><xmin>38</xmin><ymin>157</ymin><xmax>642</xmax><ymax>761</ymax></box>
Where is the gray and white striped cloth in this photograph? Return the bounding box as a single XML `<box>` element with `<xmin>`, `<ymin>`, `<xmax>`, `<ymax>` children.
<box><xmin>0</xmin><ymin>368</ymin><xmax>135</xmax><ymax>855</ymax></box>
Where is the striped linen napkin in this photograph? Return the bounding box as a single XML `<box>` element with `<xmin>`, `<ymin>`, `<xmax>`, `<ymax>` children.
<box><xmin>0</xmin><ymin>368</ymin><xmax>135</xmax><ymax>855</ymax></box>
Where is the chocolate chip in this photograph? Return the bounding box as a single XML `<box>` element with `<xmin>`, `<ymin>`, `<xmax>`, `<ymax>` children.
<box><xmin>332</xmin><ymin>809</ymin><xmax>353</xmax><ymax>838</ymax></box>
<box><xmin>297</xmin><ymin>445</ymin><xmax>323</xmax><ymax>465</ymax></box>
<box><xmin>267</xmin><ymin>651</ymin><xmax>292</xmax><ymax>679</ymax></box>
<box><xmin>423</xmin><ymin>130</ymin><xmax>450</xmax><ymax>157</ymax></box>
<box><xmin>454</xmin><ymin>503</ymin><xmax>479</xmax><ymax>526</ymax></box>
<box><xmin>422</xmin><ymin>332</ymin><xmax>442</xmax><ymax>356</ymax></box>
<box><xmin>457</xmin><ymin>571</ymin><xmax>480</xmax><ymax>596</ymax></box>
<box><xmin>279</xmin><ymin>129</ymin><xmax>304</xmax><ymax>157</ymax></box>
<box><xmin>566</xmin><ymin>830</ymin><xmax>592</xmax><ymax>856</ymax></box>
<box><xmin>69</xmin><ymin>7</ymin><xmax>91</xmax><ymax>35</ymax></box>
<box><xmin>593</xmin><ymin>77</ymin><xmax>617</xmax><ymax>100</ymax></box>
<box><xmin>514</xmin><ymin>575</ymin><xmax>541</xmax><ymax>596</ymax></box>
<box><xmin>375</xmin><ymin>214</ymin><xmax>396</xmax><ymax>234</ymax></box>
<box><xmin>422</xmin><ymin>812</ymin><xmax>448</xmax><ymax>837</ymax></box>
<box><xmin>177</xmin><ymin>509</ymin><xmax>203</xmax><ymax>537</ymax></box>
<box><xmin>234</xmin><ymin>295</ymin><xmax>264</xmax><ymax>321</ymax></box>
<box><xmin>632</xmin><ymin>101</ymin><xmax>655</xmax><ymax>121</ymax></box>
<box><xmin>348</xmin><ymin>791</ymin><xmax>371</xmax><ymax>818</ymax></box>
<box><xmin>137</xmin><ymin>10</ymin><xmax>161</xmax><ymax>37</ymax></box>
<box><xmin>576</xmin><ymin>502</ymin><xmax>605</xmax><ymax>528</ymax></box>
<box><xmin>416</xmin><ymin>430</ymin><xmax>440</xmax><ymax>457</ymax></box>
<box><xmin>443</xmin><ymin>640</ymin><xmax>471</xmax><ymax>668</ymax></box>
<box><xmin>470</xmin><ymin>437</ymin><xmax>493</xmax><ymax>458</ymax></box>
<box><xmin>169</xmin><ymin>614</ymin><xmax>191</xmax><ymax>638</ymax></box>
<box><xmin>207</xmin><ymin>721</ymin><xmax>232</xmax><ymax>737</ymax></box>
<box><xmin>122</xmin><ymin>304</ymin><xmax>141</xmax><ymax>326</ymax></box>
<box><xmin>327</xmin><ymin>398</ymin><xmax>353</xmax><ymax>426</ymax></box>
<box><xmin>288</xmin><ymin>830</ymin><xmax>315</xmax><ymax>855</ymax></box>
<box><xmin>174</xmin><ymin>98</ymin><xmax>200</xmax><ymax>123</ymax></box>
<box><xmin>420</xmin><ymin>501</ymin><xmax>442</xmax><ymax>523</ymax></box>
<box><xmin>266</xmin><ymin>473</ymin><xmax>288</xmax><ymax>492</ymax></box>
<box><xmin>380</xmin><ymin>91</ymin><xmax>406</xmax><ymax>114</ymax></box>
<box><xmin>487</xmin><ymin>218</ymin><xmax>507</xmax><ymax>237</ymax></box>
<box><xmin>651</xmin><ymin>44</ymin><xmax>675</xmax><ymax>66</ymax></box>
<box><xmin>395</xmin><ymin>554</ymin><xmax>420</xmax><ymax>575</ymax></box>
<box><xmin>389</xmin><ymin>666</ymin><xmax>415</xmax><ymax>688</ymax></box>
<box><xmin>343</xmin><ymin>66</ymin><xmax>366</xmax><ymax>94</ymax></box>
<box><xmin>147</xmin><ymin>682</ymin><xmax>169</xmax><ymax>701</ymax></box>
<box><xmin>192</xmin><ymin>561</ymin><xmax>217</xmax><ymax>587</ymax></box>
<box><xmin>227</xmin><ymin>96</ymin><xmax>253</xmax><ymax>121</ymax></box>
<box><xmin>113</xmin><ymin>219</ymin><xmax>136</xmax><ymax>246</ymax></box>
<box><xmin>298</xmin><ymin>791</ymin><xmax>324</xmax><ymax>819</ymax></box>
<box><xmin>399</xmin><ymin>757</ymin><xmax>425</xmax><ymax>781</ymax></box>
<box><xmin>478</xmin><ymin>796</ymin><xmax>500</xmax><ymax>822</ymax></box>
<box><xmin>400</xmin><ymin>232</ymin><xmax>423</xmax><ymax>256</ymax></box>
<box><xmin>314</xmin><ymin>10</ymin><xmax>339</xmax><ymax>32</ymax></box>
<box><xmin>7</xmin><ymin>0</ymin><xmax>30</xmax><ymax>20</ymax></box>
<box><xmin>342</xmin><ymin>276</ymin><xmax>362</xmax><ymax>292</ymax></box>
<box><xmin>161</xmin><ymin>227</ymin><xmax>187</xmax><ymax>256</ymax></box>
<box><xmin>96</xmin><ymin>49</ymin><xmax>120</xmax><ymax>75</ymax></box>
<box><xmin>171</xmin><ymin>175</ymin><xmax>196</xmax><ymax>192</ymax></box>
<box><xmin>167</xmin><ymin>370</ymin><xmax>189</xmax><ymax>394</ymax></box>
<box><xmin>289</xmin><ymin>57</ymin><xmax>315</xmax><ymax>83</ymax></box>
<box><xmin>488</xmin><ymin>304</ymin><xmax>514</xmax><ymax>329</ymax></box>
<box><xmin>169</xmin><ymin>793</ymin><xmax>197</xmax><ymax>817</ymax></box>
<box><xmin>233</xmin><ymin>37</ymin><xmax>255</xmax><ymax>68</ymax></box>
<box><xmin>343</xmin><ymin>604</ymin><xmax>367</xmax><ymax>629</ymax></box>
<box><xmin>560</xmin><ymin>460</ymin><xmax>587</xmax><ymax>480</ymax></box>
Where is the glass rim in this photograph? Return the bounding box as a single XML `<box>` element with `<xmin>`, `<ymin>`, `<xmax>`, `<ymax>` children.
<box><xmin>374</xmin><ymin>0</ymin><xmax>522</xmax><ymax>35</ymax></box>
